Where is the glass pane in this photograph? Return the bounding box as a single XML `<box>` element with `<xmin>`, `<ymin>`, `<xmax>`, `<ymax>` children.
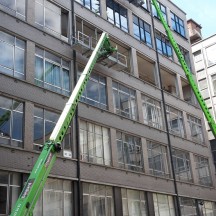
<box><xmin>0</xmin><ymin>107</ymin><xmax>11</xmax><ymax>139</ymax></box>
<box><xmin>34</xmin><ymin>117</ymin><xmax>43</xmax><ymax>144</ymax></box>
<box><xmin>0</xmin><ymin>41</ymin><xmax>14</xmax><ymax>70</ymax></box>
<box><xmin>0</xmin><ymin>0</ymin><xmax>15</xmax><ymax>10</ymax></box>
<box><xmin>9</xmin><ymin>186</ymin><xmax>21</xmax><ymax>214</ymax></box>
<box><xmin>62</xmin><ymin>68</ymin><xmax>70</xmax><ymax>91</ymax></box>
<box><xmin>35</xmin><ymin>2</ymin><xmax>44</xmax><ymax>25</ymax></box>
<box><xmin>15</xmin><ymin>47</ymin><xmax>25</xmax><ymax>74</ymax></box>
<box><xmin>0</xmin><ymin>171</ymin><xmax>9</xmax><ymax>183</ymax></box>
<box><xmin>45</xmin><ymin>7</ymin><xmax>61</xmax><ymax>34</ymax></box>
<box><xmin>35</xmin><ymin>56</ymin><xmax>43</xmax><ymax>81</ymax></box>
<box><xmin>44</xmin><ymin>190</ymin><xmax>63</xmax><ymax>216</ymax></box>
<box><xmin>16</xmin><ymin>0</ymin><xmax>26</xmax><ymax>16</ymax></box>
<box><xmin>0</xmin><ymin>186</ymin><xmax>7</xmax><ymax>214</ymax></box>
<box><xmin>64</xmin><ymin>193</ymin><xmax>72</xmax><ymax>216</ymax></box>
<box><xmin>45</xmin><ymin>120</ymin><xmax>56</xmax><ymax>141</ymax></box>
<box><xmin>12</xmin><ymin>111</ymin><xmax>23</xmax><ymax>141</ymax></box>
<box><xmin>45</xmin><ymin>110</ymin><xmax>59</xmax><ymax>122</ymax></box>
<box><xmin>45</xmin><ymin>61</ymin><xmax>61</xmax><ymax>87</ymax></box>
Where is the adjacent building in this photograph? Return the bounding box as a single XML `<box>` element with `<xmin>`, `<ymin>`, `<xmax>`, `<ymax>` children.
<box><xmin>0</xmin><ymin>0</ymin><xmax>216</xmax><ymax>215</ymax></box>
<box><xmin>188</xmin><ymin>18</ymin><xmax>216</xmax><ymax>170</ymax></box>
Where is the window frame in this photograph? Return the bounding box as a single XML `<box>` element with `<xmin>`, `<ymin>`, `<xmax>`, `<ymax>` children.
<box><xmin>106</xmin><ymin>0</ymin><xmax>128</xmax><ymax>32</ymax></box>
<box><xmin>0</xmin><ymin>96</ymin><xmax>24</xmax><ymax>148</ymax></box>
<box><xmin>112</xmin><ymin>81</ymin><xmax>137</xmax><ymax>120</ymax></box>
<box><xmin>0</xmin><ymin>31</ymin><xmax>26</xmax><ymax>79</ymax></box>
<box><xmin>195</xmin><ymin>155</ymin><xmax>212</xmax><ymax>187</ymax></box>
<box><xmin>142</xmin><ymin>95</ymin><xmax>163</xmax><ymax>129</ymax></box>
<box><xmin>133</xmin><ymin>14</ymin><xmax>152</xmax><ymax>47</ymax></box>
<box><xmin>75</xmin><ymin>0</ymin><xmax>100</xmax><ymax>14</ymax></box>
<box><xmin>35</xmin><ymin>47</ymin><xmax>70</xmax><ymax>96</ymax></box>
<box><xmin>172</xmin><ymin>148</ymin><xmax>192</xmax><ymax>182</ymax></box>
<box><xmin>78</xmin><ymin>66</ymin><xmax>107</xmax><ymax>109</ymax></box>
<box><xmin>116</xmin><ymin>131</ymin><xmax>143</xmax><ymax>172</ymax></box>
<box><xmin>79</xmin><ymin>119</ymin><xmax>111</xmax><ymax>166</ymax></box>
<box><xmin>0</xmin><ymin>0</ymin><xmax>26</xmax><ymax>19</ymax></box>
<box><xmin>35</xmin><ymin>0</ymin><xmax>69</xmax><ymax>40</ymax></box>
<box><xmin>166</xmin><ymin>105</ymin><xmax>185</xmax><ymax>138</ymax></box>
<box><xmin>187</xmin><ymin>114</ymin><xmax>204</xmax><ymax>144</ymax></box>
<box><xmin>171</xmin><ymin>12</ymin><xmax>186</xmax><ymax>37</ymax></box>
<box><xmin>151</xmin><ymin>1</ymin><xmax>167</xmax><ymax>22</ymax></box>
<box><xmin>147</xmin><ymin>140</ymin><xmax>170</xmax><ymax>178</ymax></box>
<box><xmin>156</xmin><ymin>31</ymin><xmax>173</xmax><ymax>59</ymax></box>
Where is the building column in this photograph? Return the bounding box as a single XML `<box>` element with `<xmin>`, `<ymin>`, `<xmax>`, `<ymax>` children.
<box><xmin>131</xmin><ymin>48</ymin><xmax>139</xmax><ymax>77</ymax></box>
<box><xmin>136</xmin><ymin>90</ymin><xmax>144</xmax><ymax>123</ymax></box>
<box><xmin>26</xmin><ymin>0</ymin><xmax>35</xmax><ymax>25</ymax></box>
<box><xmin>176</xmin><ymin>74</ymin><xmax>184</xmax><ymax>100</ymax></box>
<box><xmin>110</xmin><ymin>128</ymin><xmax>118</xmax><ymax>167</ymax></box>
<box><xmin>141</xmin><ymin>138</ymin><xmax>149</xmax><ymax>174</ymax></box>
<box><xmin>107</xmin><ymin>76</ymin><xmax>114</xmax><ymax>113</ymax></box>
<box><xmin>113</xmin><ymin>187</ymin><xmax>123</xmax><ymax>216</ymax></box>
<box><xmin>189</xmin><ymin>152</ymin><xmax>199</xmax><ymax>185</ymax></box>
<box><xmin>182</xmin><ymin>111</ymin><xmax>190</xmax><ymax>140</ymax></box>
<box><xmin>146</xmin><ymin>192</ymin><xmax>155</xmax><ymax>216</ymax></box>
<box><xmin>127</xmin><ymin>9</ymin><xmax>133</xmax><ymax>35</ymax></box>
<box><xmin>24</xmin><ymin>102</ymin><xmax>34</xmax><ymax>151</ymax></box>
<box><xmin>26</xmin><ymin>41</ymin><xmax>35</xmax><ymax>84</ymax></box>
<box><xmin>100</xmin><ymin>0</ymin><xmax>107</xmax><ymax>20</ymax></box>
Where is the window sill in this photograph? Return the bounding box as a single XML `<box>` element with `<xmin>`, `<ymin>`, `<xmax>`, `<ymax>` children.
<box><xmin>172</xmin><ymin>29</ymin><xmax>188</xmax><ymax>41</ymax></box>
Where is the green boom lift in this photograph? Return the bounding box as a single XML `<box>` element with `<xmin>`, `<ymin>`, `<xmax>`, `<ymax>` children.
<box><xmin>151</xmin><ymin>0</ymin><xmax>216</xmax><ymax>136</ymax></box>
<box><xmin>10</xmin><ymin>32</ymin><xmax>116</xmax><ymax>216</ymax></box>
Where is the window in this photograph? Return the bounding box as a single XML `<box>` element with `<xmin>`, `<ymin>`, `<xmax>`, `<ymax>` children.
<box><xmin>35</xmin><ymin>47</ymin><xmax>70</xmax><ymax>96</ymax></box>
<box><xmin>0</xmin><ymin>0</ymin><xmax>25</xmax><ymax>19</ymax></box>
<box><xmin>179</xmin><ymin>45</ymin><xmax>191</xmax><ymax>70</ymax></box>
<box><xmin>187</xmin><ymin>115</ymin><xmax>204</xmax><ymax>144</ymax></box>
<box><xmin>0</xmin><ymin>31</ymin><xmax>25</xmax><ymax>79</ymax></box>
<box><xmin>106</xmin><ymin>0</ymin><xmax>128</xmax><ymax>32</ymax></box>
<box><xmin>195</xmin><ymin>156</ymin><xmax>212</xmax><ymax>187</ymax></box>
<box><xmin>153</xmin><ymin>193</ymin><xmax>175</xmax><ymax>216</ymax></box>
<box><xmin>201</xmin><ymin>201</ymin><xmax>216</xmax><ymax>216</ymax></box>
<box><xmin>147</xmin><ymin>141</ymin><xmax>169</xmax><ymax>177</ymax></box>
<box><xmin>79</xmin><ymin>120</ymin><xmax>111</xmax><ymax>165</ymax></box>
<box><xmin>75</xmin><ymin>0</ymin><xmax>100</xmax><ymax>14</ymax></box>
<box><xmin>206</xmin><ymin>44</ymin><xmax>216</xmax><ymax>66</ymax></box>
<box><xmin>34</xmin><ymin>178</ymin><xmax>72</xmax><ymax>216</ymax></box>
<box><xmin>78</xmin><ymin>66</ymin><xmax>107</xmax><ymax>109</ymax></box>
<box><xmin>112</xmin><ymin>81</ymin><xmax>137</xmax><ymax>120</ymax></box>
<box><xmin>133</xmin><ymin>15</ymin><xmax>152</xmax><ymax>47</ymax></box>
<box><xmin>116</xmin><ymin>131</ymin><xmax>143</xmax><ymax>171</ymax></box>
<box><xmin>142</xmin><ymin>95</ymin><xmax>163</xmax><ymax>129</ymax></box>
<box><xmin>0</xmin><ymin>95</ymin><xmax>23</xmax><ymax>148</ymax></box>
<box><xmin>193</xmin><ymin>50</ymin><xmax>202</xmax><ymax>63</ymax></box>
<box><xmin>35</xmin><ymin>0</ymin><xmax>69</xmax><ymax>39</ymax></box>
<box><xmin>0</xmin><ymin>171</ymin><xmax>21</xmax><ymax>215</ymax></box>
<box><xmin>172</xmin><ymin>149</ymin><xmax>192</xmax><ymax>182</ymax></box>
<box><xmin>83</xmin><ymin>183</ymin><xmax>114</xmax><ymax>216</ymax></box>
<box><xmin>33</xmin><ymin>107</ymin><xmax>71</xmax><ymax>152</ymax></box>
<box><xmin>152</xmin><ymin>1</ymin><xmax>167</xmax><ymax>22</ymax></box>
<box><xmin>212</xmin><ymin>74</ymin><xmax>216</xmax><ymax>95</ymax></box>
<box><xmin>171</xmin><ymin>12</ymin><xmax>185</xmax><ymax>37</ymax></box>
<box><xmin>166</xmin><ymin>105</ymin><xmax>185</xmax><ymax>138</ymax></box>
<box><xmin>156</xmin><ymin>31</ymin><xmax>173</xmax><ymax>59</ymax></box>
<box><xmin>140</xmin><ymin>0</ymin><xmax>148</xmax><ymax>10</ymax></box>
<box><xmin>122</xmin><ymin>188</ymin><xmax>147</xmax><ymax>216</ymax></box>
<box><xmin>179</xmin><ymin>197</ymin><xmax>197</xmax><ymax>216</ymax></box>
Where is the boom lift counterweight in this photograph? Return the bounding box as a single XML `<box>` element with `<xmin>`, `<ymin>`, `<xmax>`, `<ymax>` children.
<box><xmin>10</xmin><ymin>32</ymin><xmax>116</xmax><ymax>216</ymax></box>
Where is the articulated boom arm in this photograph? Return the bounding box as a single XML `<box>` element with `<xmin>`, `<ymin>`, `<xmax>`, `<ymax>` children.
<box><xmin>151</xmin><ymin>0</ymin><xmax>216</xmax><ymax>137</ymax></box>
<box><xmin>10</xmin><ymin>32</ymin><xmax>116</xmax><ymax>216</ymax></box>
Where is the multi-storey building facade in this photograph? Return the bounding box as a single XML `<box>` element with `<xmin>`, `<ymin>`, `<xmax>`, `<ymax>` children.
<box><xmin>189</xmin><ymin>19</ymin><xmax>216</xmax><ymax>170</ymax></box>
<box><xmin>0</xmin><ymin>0</ymin><xmax>215</xmax><ymax>215</ymax></box>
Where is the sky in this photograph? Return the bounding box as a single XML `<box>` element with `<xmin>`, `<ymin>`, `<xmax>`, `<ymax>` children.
<box><xmin>172</xmin><ymin>0</ymin><xmax>216</xmax><ymax>39</ymax></box>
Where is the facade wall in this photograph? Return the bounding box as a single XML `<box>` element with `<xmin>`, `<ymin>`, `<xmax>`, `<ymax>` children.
<box><xmin>0</xmin><ymin>0</ymin><xmax>216</xmax><ymax>215</ymax></box>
